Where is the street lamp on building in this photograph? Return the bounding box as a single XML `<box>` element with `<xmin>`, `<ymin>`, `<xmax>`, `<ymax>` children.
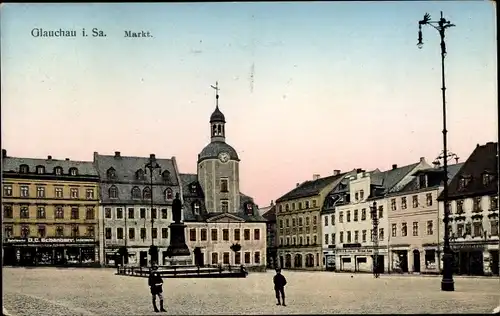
<box><xmin>145</xmin><ymin>154</ymin><xmax>162</xmax><ymax>266</ymax></box>
<box><xmin>417</xmin><ymin>11</ymin><xmax>456</xmax><ymax>292</ymax></box>
<box><xmin>370</xmin><ymin>201</ymin><xmax>379</xmax><ymax>278</ymax></box>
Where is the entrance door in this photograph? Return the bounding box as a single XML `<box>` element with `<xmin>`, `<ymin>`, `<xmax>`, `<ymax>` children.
<box><xmin>469</xmin><ymin>251</ymin><xmax>484</xmax><ymax>275</ymax></box>
<box><xmin>140</xmin><ymin>251</ymin><xmax>148</xmax><ymax>267</ymax></box>
<box><xmin>194</xmin><ymin>247</ymin><xmax>204</xmax><ymax>267</ymax></box>
<box><xmin>399</xmin><ymin>252</ymin><xmax>409</xmax><ymax>273</ymax></box>
<box><xmin>490</xmin><ymin>250</ymin><xmax>499</xmax><ymax>276</ymax></box>
<box><xmin>413</xmin><ymin>250</ymin><xmax>421</xmax><ymax>273</ymax></box>
<box><xmin>280</xmin><ymin>256</ymin><xmax>284</xmax><ymax>269</ymax></box>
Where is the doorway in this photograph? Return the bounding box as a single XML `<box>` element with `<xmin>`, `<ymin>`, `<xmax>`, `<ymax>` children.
<box><xmin>194</xmin><ymin>247</ymin><xmax>204</xmax><ymax>267</ymax></box>
<box><xmin>140</xmin><ymin>251</ymin><xmax>148</xmax><ymax>267</ymax></box>
<box><xmin>413</xmin><ymin>250</ymin><xmax>421</xmax><ymax>273</ymax></box>
<box><xmin>398</xmin><ymin>251</ymin><xmax>409</xmax><ymax>273</ymax></box>
<box><xmin>490</xmin><ymin>250</ymin><xmax>499</xmax><ymax>275</ymax></box>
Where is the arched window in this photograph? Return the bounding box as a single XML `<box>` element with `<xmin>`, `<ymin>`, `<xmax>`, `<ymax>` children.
<box><xmin>36</xmin><ymin>165</ymin><xmax>45</xmax><ymax>174</ymax></box>
<box><xmin>131</xmin><ymin>186</ymin><xmax>141</xmax><ymax>199</ymax></box>
<box><xmin>19</xmin><ymin>164</ymin><xmax>29</xmax><ymax>173</ymax></box>
<box><xmin>106</xmin><ymin>167</ymin><xmax>116</xmax><ymax>180</ymax></box>
<box><xmin>165</xmin><ymin>188</ymin><xmax>173</xmax><ymax>200</ymax></box>
<box><xmin>109</xmin><ymin>186</ymin><xmax>118</xmax><ymax>199</ymax></box>
<box><xmin>162</xmin><ymin>170</ymin><xmax>171</xmax><ymax>183</ymax></box>
<box><xmin>193</xmin><ymin>201</ymin><xmax>200</xmax><ymax>215</ymax></box>
<box><xmin>135</xmin><ymin>169</ymin><xmax>145</xmax><ymax>180</ymax></box>
<box><xmin>69</xmin><ymin>167</ymin><xmax>78</xmax><ymax>176</ymax></box>
<box><xmin>54</xmin><ymin>167</ymin><xmax>63</xmax><ymax>175</ymax></box>
<box><xmin>143</xmin><ymin>187</ymin><xmax>151</xmax><ymax>200</ymax></box>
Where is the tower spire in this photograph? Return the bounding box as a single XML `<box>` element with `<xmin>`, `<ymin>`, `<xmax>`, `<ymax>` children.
<box><xmin>210</xmin><ymin>81</ymin><xmax>220</xmax><ymax>108</ymax></box>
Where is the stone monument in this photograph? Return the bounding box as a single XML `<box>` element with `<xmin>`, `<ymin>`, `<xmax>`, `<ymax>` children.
<box><xmin>164</xmin><ymin>193</ymin><xmax>191</xmax><ymax>265</ymax></box>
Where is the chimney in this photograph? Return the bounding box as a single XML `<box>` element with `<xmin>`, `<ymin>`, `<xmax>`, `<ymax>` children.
<box><xmin>420</xmin><ymin>157</ymin><xmax>425</xmax><ymax>163</ymax></box>
<box><xmin>47</xmin><ymin>155</ymin><xmax>52</xmax><ymax>160</ymax></box>
<box><xmin>150</xmin><ymin>154</ymin><xmax>156</xmax><ymax>160</ymax></box>
<box><xmin>2</xmin><ymin>149</ymin><xmax>6</xmax><ymax>158</ymax></box>
<box><xmin>313</xmin><ymin>174</ymin><xmax>320</xmax><ymax>181</ymax></box>
<box><xmin>114</xmin><ymin>151</ymin><xmax>121</xmax><ymax>158</ymax></box>
<box><xmin>333</xmin><ymin>169</ymin><xmax>341</xmax><ymax>176</ymax></box>
<box><xmin>356</xmin><ymin>168</ymin><xmax>364</xmax><ymax>173</ymax></box>
<box><xmin>392</xmin><ymin>164</ymin><xmax>397</xmax><ymax>170</ymax></box>
<box><xmin>296</xmin><ymin>183</ymin><xmax>300</xmax><ymax>187</ymax></box>
<box><xmin>65</xmin><ymin>158</ymin><xmax>70</xmax><ymax>161</ymax></box>
<box><xmin>270</xmin><ymin>200</ymin><xmax>274</xmax><ymax>206</ymax></box>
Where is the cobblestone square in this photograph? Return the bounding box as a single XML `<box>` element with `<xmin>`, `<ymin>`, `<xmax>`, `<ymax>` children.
<box><xmin>3</xmin><ymin>267</ymin><xmax>500</xmax><ymax>315</ymax></box>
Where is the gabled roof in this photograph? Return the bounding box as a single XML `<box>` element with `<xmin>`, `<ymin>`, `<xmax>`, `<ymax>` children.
<box><xmin>2</xmin><ymin>156</ymin><xmax>97</xmax><ymax>176</ymax></box>
<box><xmin>276</xmin><ymin>172</ymin><xmax>347</xmax><ymax>203</ymax></box>
<box><xmin>262</xmin><ymin>205</ymin><xmax>276</xmax><ymax>222</ymax></box>
<box><xmin>391</xmin><ymin>162</ymin><xmax>464</xmax><ymax>196</ymax></box>
<box><xmin>438</xmin><ymin>142</ymin><xmax>498</xmax><ymax>200</ymax></box>
<box><xmin>372</xmin><ymin>163</ymin><xmax>419</xmax><ymax>194</ymax></box>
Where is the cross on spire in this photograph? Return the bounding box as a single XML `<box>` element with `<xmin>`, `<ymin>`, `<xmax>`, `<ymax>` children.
<box><xmin>210</xmin><ymin>81</ymin><xmax>220</xmax><ymax>108</ymax></box>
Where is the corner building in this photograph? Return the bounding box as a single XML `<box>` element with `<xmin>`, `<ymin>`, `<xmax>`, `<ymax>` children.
<box><xmin>182</xmin><ymin>96</ymin><xmax>267</xmax><ymax>270</ymax></box>
<box><xmin>2</xmin><ymin>150</ymin><xmax>100</xmax><ymax>266</ymax></box>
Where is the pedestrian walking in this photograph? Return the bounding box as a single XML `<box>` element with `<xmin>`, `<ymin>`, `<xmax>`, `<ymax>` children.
<box><xmin>148</xmin><ymin>265</ymin><xmax>166</xmax><ymax>313</ymax></box>
<box><xmin>273</xmin><ymin>268</ymin><xmax>287</xmax><ymax>306</ymax></box>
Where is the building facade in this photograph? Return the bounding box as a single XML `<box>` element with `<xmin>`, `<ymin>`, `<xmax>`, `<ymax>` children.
<box><xmin>276</xmin><ymin>171</ymin><xmax>347</xmax><ymax>270</ymax></box>
<box><xmin>438</xmin><ymin>142</ymin><xmax>499</xmax><ymax>276</ymax></box>
<box><xmin>262</xmin><ymin>204</ymin><xmax>277</xmax><ymax>268</ymax></box>
<box><xmin>385</xmin><ymin>162</ymin><xmax>463</xmax><ymax>274</ymax></box>
<box><xmin>2</xmin><ymin>150</ymin><xmax>100</xmax><ymax>266</ymax></box>
<box><xmin>93</xmin><ymin>152</ymin><xmax>182</xmax><ymax>267</ymax></box>
<box><xmin>181</xmin><ymin>95</ymin><xmax>267</xmax><ymax>270</ymax></box>
<box><xmin>334</xmin><ymin>159</ymin><xmax>430</xmax><ymax>274</ymax></box>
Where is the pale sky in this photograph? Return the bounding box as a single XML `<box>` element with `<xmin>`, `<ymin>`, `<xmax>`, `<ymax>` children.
<box><xmin>1</xmin><ymin>2</ymin><xmax>497</xmax><ymax>207</ymax></box>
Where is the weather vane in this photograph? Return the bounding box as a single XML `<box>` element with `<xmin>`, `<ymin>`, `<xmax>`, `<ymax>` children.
<box><xmin>210</xmin><ymin>81</ymin><xmax>220</xmax><ymax>106</ymax></box>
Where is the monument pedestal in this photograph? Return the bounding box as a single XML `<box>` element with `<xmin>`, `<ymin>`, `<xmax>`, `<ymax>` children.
<box><xmin>165</xmin><ymin>222</ymin><xmax>191</xmax><ymax>265</ymax></box>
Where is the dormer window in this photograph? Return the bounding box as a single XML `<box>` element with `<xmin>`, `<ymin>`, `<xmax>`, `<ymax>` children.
<box><xmin>483</xmin><ymin>173</ymin><xmax>492</xmax><ymax>186</ymax></box>
<box><xmin>359</xmin><ymin>190</ymin><xmax>364</xmax><ymax>200</ymax></box>
<box><xmin>69</xmin><ymin>168</ymin><xmax>78</xmax><ymax>176</ymax></box>
<box><xmin>36</xmin><ymin>165</ymin><xmax>45</xmax><ymax>174</ymax></box>
<box><xmin>246</xmin><ymin>202</ymin><xmax>254</xmax><ymax>215</ymax></box>
<box><xmin>165</xmin><ymin>188</ymin><xmax>173</xmax><ymax>200</ymax></box>
<box><xmin>143</xmin><ymin>187</ymin><xmax>151</xmax><ymax>200</ymax></box>
<box><xmin>54</xmin><ymin>167</ymin><xmax>63</xmax><ymax>175</ymax></box>
<box><xmin>193</xmin><ymin>201</ymin><xmax>200</xmax><ymax>215</ymax></box>
<box><xmin>109</xmin><ymin>185</ymin><xmax>118</xmax><ymax>199</ymax></box>
<box><xmin>107</xmin><ymin>168</ymin><xmax>116</xmax><ymax>180</ymax></box>
<box><xmin>162</xmin><ymin>171</ymin><xmax>171</xmax><ymax>183</ymax></box>
<box><xmin>131</xmin><ymin>186</ymin><xmax>141</xmax><ymax>199</ymax></box>
<box><xmin>136</xmin><ymin>169</ymin><xmax>145</xmax><ymax>180</ymax></box>
<box><xmin>458</xmin><ymin>176</ymin><xmax>471</xmax><ymax>190</ymax></box>
<box><xmin>19</xmin><ymin>164</ymin><xmax>29</xmax><ymax>173</ymax></box>
<box><xmin>419</xmin><ymin>174</ymin><xmax>427</xmax><ymax>189</ymax></box>
<box><xmin>190</xmin><ymin>184</ymin><xmax>197</xmax><ymax>194</ymax></box>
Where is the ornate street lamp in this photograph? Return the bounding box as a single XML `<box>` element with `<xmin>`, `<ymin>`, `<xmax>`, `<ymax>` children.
<box><xmin>370</xmin><ymin>201</ymin><xmax>379</xmax><ymax>278</ymax></box>
<box><xmin>145</xmin><ymin>154</ymin><xmax>162</xmax><ymax>266</ymax></box>
<box><xmin>418</xmin><ymin>11</ymin><xmax>456</xmax><ymax>292</ymax></box>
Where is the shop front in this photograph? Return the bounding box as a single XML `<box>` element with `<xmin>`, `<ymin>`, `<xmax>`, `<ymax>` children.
<box><xmin>3</xmin><ymin>237</ymin><xmax>99</xmax><ymax>266</ymax></box>
<box><xmin>336</xmin><ymin>246</ymin><xmax>386</xmax><ymax>273</ymax></box>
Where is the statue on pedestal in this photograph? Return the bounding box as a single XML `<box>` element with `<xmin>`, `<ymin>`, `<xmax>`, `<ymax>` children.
<box><xmin>165</xmin><ymin>192</ymin><xmax>191</xmax><ymax>259</ymax></box>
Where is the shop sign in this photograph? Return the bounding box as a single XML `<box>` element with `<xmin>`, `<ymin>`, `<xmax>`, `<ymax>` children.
<box><xmin>336</xmin><ymin>248</ymin><xmax>373</xmax><ymax>254</ymax></box>
<box><xmin>4</xmin><ymin>237</ymin><xmax>95</xmax><ymax>244</ymax></box>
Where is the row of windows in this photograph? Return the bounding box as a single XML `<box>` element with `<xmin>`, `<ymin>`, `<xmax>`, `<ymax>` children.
<box><xmin>279</xmin><ymin>234</ymin><xmax>317</xmax><ymax>246</ymax></box>
<box><xmin>279</xmin><ymin>215</ymin><xmax>317</xmax><ymax>228</ymax></box>
<box><xmin>105</xmin><ymin>227</ymin><xmax>168</xmax><ymax>240</ymax></box>
<box><xmin>453</xmin><ymin>196</ymin><xmax>498</xmax><ymax>214</ymax></box>
<box><xmin>336</xmin><ymin>206</ymin><xmax>384</xmax><ymax>224</ymax></box>
<box><xmin>452</xmin><ymin>220</ymin><xmax>499</xmax><ymax>238</ymax></box>
<box><xmin>390</xmin><ymin>194</ymin><xmax>433</xmax><ymax>211</ymax></box>
<box><xmin>3</xmin><ymin>205</ymin><xmax>96</xmax><ymax>220</ymax></box>
<box><xmin>107</xmin><ymin>168</ymin><xmax>172</xmax><ymax>182</ymax></box>
<box><xmin>17</xmin><ymin>164</ymin><xmax>79</xmax><ymax>176</ymax></box>
<box><xmin>104</xmin><ymin>207</ymin><xmax>169</xmax><ymax>220</ymax></box>
<box><xmin>107</xmin><ymin>186</ymin><xmax>173</xmax><ymax>201</ymax></box>
<box><xmin>4</xmin><ymin>224</ymin><xmax>95</xmax><ymax>238</ymax></box>
<box><xmin>338</xmin><ymin>229</ymin><xmax>384</xmax><ymax>243</ymax></box>
<box><xmin>391</xmin><ymin>221</ymin><xmax>434</xmax><ymax>237</ymax></box>
<box><xmin>211</xmin><ymin>251</ymin><xmax>261</xmax><ymax>265</ymax></box>
<box><xmin>278</xmin><ymin>199</ymin><xmax>318</xmax><ymax>213</ymax></box>
<box><xmin>188</xmin><ymin>228</ymin><xmax>260</xmax><ymax>242</ymax></box>
<box><xmin>3</xmin><ymin>185</ymin><xmax>95</xmax><ymax>199</ymax></box>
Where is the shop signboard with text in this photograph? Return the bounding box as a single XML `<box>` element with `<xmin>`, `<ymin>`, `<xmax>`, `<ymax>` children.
<box><xmin>4</xmin><ymin>237</ymin><xmax>96</xmax><ymax>244</ymax></box>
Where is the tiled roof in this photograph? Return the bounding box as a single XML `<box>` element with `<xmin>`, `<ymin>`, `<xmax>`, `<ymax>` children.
<box><xmin>276</xmin><ymin>173</ymin><xmax>347</xmax><ymax>203</ymax></box>
<box><xmin>262</xmin><ymin>205</ymin><xmax>276</xmax><ymax>222</ymax></box>
<box><xmin>372</xmin><ymin>163</ymin><xmax>419</xmax><ymax>194</ymax></box>
<box><xmin>94</xmin><ymin>153</ymin><xmax>180</xmax><ymax>204</ymax></box>
<box><xmin>198</xmin><ymin>141</ymin><xmax>239</xmax><ymax>163</ymax></box>
<box><xmin>394</xmin><ymin>163</ymin><xmax>464</xmax><ymax>195</ymax></box>
<box><xmin>2</xmin><ymin>156</ymin><xmax>98</xmax><ymax>176</ymax></box>
<box><xmin>438</xmin><ymin>142</ymin><xmax>498</xmax><ymax>200</ymax></box>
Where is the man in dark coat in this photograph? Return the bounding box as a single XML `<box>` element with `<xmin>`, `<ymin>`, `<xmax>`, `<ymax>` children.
<box><xmin>273</xmin><ymin>268</ymin><xmax>287</xmax><ymax>306</ymax></box>
<box><xmin>148</xmin><ymin>266</ymin><xmax>166</xmax><ymax>312</ymax></box>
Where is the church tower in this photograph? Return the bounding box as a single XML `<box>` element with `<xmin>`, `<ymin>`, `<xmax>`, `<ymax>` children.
<box><xmin>197</xmin><ymin>82</ymin><xmax>240</xmax><ymax>213</ymax></box>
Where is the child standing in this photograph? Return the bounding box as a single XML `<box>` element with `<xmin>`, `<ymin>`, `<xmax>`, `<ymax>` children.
<box><xmin>273</xmin><ymin>268</ymin><xmax>287</xmax><ymax>306</ymax></box>
<box><xmin>148</xmin><ymin>266</ymin><xmax>167</xmax><ymax>313</ymax></box>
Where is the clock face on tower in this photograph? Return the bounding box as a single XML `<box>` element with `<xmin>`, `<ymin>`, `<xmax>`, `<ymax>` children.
<box><xmin>218</xmin><ymin>152</ymin><xmax>230</xmax><ymax>163</ymax></box>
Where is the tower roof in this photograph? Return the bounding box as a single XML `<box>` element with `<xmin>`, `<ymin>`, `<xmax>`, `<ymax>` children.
<box><xmin>210</xmin><ymin>105</ymin><xmax>226</xmax><ymax>123</ymax></box>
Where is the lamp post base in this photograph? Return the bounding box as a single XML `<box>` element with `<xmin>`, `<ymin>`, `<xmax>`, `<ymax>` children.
<box><xmin>441</xmin><ymin>252</ymin><xmax>455</xmax><ymax>291</ymax></box>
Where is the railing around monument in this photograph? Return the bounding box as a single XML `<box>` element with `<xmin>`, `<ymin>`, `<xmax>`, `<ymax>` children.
<box><xmin>116</xmin><ymin>264</ymin><xmax>248</xmax><ymax>278</ymax></box>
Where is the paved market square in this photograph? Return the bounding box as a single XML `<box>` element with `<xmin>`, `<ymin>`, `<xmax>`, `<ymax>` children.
<box><xmin>2</xmin><ymin>267</ymin><xmax>500</xmax><ymax>315</ymax></box>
